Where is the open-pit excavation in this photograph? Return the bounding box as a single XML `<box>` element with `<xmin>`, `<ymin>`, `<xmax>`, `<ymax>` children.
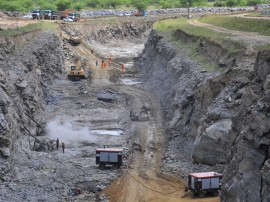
<box><xmin>0</xmin><ymin>12</ymin><xmax>270</xmax><ymax>202</ymax></box>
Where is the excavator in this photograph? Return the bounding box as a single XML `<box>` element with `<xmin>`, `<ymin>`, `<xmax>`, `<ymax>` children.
<box><xmin>67</xmin><ymin>60</ymin><xmax>86</xmax><ymax>81</ymax></box>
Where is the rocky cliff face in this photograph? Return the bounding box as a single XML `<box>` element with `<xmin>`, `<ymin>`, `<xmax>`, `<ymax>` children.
<box><xmin>140</xmin><ymin>30</ymin><xmax>270</xmax><ymax>201</ymax></box>
<box><xmin>0</xmin><ymin>32</ymin><xmax>65</xmax><ymax>160</ymax></box>
<box><xmin>61</xmin><ymin>19</ymin><xmax>153</xmax><ymax>44</ymax></box>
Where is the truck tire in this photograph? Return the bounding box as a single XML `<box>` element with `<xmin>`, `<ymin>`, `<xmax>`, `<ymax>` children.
<box><xmin>213</xmin><ymin>190</ymin><xmax>219</xmax><ymax>197</ymax></box>
<box><xmin>198</xmin><ymin>192</ymin><xmax>205</xmax><ymax>198</ymax></box>
<box><xmin>99</xmin><ymin>163</ymin><xmax>105</xmax><ymax>170</ymax></box>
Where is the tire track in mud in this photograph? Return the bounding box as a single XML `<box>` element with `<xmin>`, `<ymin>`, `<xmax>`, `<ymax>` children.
<box><xmin>65</xmin><ymin>34</ymin><xmax>219</xmax><ymax>202</ymax></box>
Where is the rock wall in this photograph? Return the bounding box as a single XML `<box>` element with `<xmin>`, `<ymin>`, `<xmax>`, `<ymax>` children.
<box><xmin>140</xmin><ymin>30</ymin><xmax>270</xmax><ymax>201</ymax></box>
<box><xmin>0</xmin><ymin>32</ymin><xmax>65</xmax><ymax>159</ymax></box>
<box><xmin>61</xmin><ymin>19</ymin><xmax>154</xmax><ymax>44</ymax></box>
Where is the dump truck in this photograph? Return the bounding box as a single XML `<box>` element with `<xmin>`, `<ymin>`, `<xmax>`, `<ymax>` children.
<box><xmin>44</xmin><ymin>10</ymin><xmax>58</xmax><ymax>20</ymax></box>
<box><xmin>32</xmin><ymin>10</ymin><xmax>44</xmax><ymax>19</ymax></box>
<box><xmin>96</xmin><ymin>148</ymin><xmax>123</xmax><ymax>169</ymax></box>
<box><xmin>67</xmin><ymin>61</ymin><xmax>86</xmax><ymax>81</ymax></box>
<box><xmin>68</xmin><ymin>12</ymin><xmax>80</xmax><ymax>22</ymax></box>
<box><xmin>59</xmin><ymin>9</ymin><xmax>75</xmax><ymax>19</ymax></box>
<box><xmin>187</xmin><ymin>171</ymin><xmax>222</xmax><ymax>198</ymax></box>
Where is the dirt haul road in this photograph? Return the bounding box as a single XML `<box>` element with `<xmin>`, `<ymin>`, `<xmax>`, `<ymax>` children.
<box><xmin>64</xmin><ymin>30</ymin><xmax>219</xmax><ymax>202</ymax></box>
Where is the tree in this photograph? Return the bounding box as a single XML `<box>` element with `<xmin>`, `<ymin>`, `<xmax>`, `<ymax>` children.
<box><xmin>87</xmin><ymin>0</ymin><xmax>99</xmax><ymax>8</ymax></box>
<box><xmin>131</xmin><ymin>0</ymin><xmax>148</xmax><ymax>12</ymax></box>
<box><xmin>56</xmin><ymin>0</ymin><xmax>71</xmax><ymax>11</ymax></box>
<box><xmin>160</xmin><ymin>0</ymin><xmax>175</xmax><ymax>8</ymax></box>
<box><xmin>109</xmin><ymin>0</ymin><xmax>121</xmax><ymax>9</ymax></box>
<box><xmin>73</xmin><ymin>2</ymin><xmax>84</xmax><ymax>11</ymax></box>
<box><xmin>179</xmin><ymin>0</ymin><xmax>206</xmax><ymax>7</ymax></box>
<box><xmin>246</xmin><ymin>0</ymin><xmax>262</xmax><ymax>6</ymax></box>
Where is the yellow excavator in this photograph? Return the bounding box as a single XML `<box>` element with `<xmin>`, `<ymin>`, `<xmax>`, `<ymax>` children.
<box><xmin>67</xmin><ymin>60</ymin><xmax>86</xmax><ymax>81</ymax></box>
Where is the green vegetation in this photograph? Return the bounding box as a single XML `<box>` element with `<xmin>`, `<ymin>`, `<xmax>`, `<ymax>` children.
<box><xmin>199</xmin><ymin>15</ymin><xmax>270</xmax><ymax>36</ymax></box>
<box><xmin>0</xmin><ymin>0</ymin><xmax>268</xmax><ymax>12</ymax></box>
<box><xmin>154</xmin><ymin>18</ymin><xmax>246</xmax><ymax>70</ymax></box>
<box><xmin>0</xmin><ymin>21</ymin><xmax>57</xmax><ymax>36</ymax></box>
<box><xmin>0</xmin><ymin>0</ymin><xmax>262</xmax><ymax>12</ymax></box>
<box><xmin>173</xmin><ymin>38</ymin><xmax>221</xmax><ymax>72</ymax></box>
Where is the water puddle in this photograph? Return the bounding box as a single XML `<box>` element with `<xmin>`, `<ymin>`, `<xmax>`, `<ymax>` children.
<box><xmin>93</xmin><ymin>42</ymin><xmax>144</xmax><ymax>58</ymax></box>
<box><xmin>124</xmin><ymin>61</ymin><xmax>134</xmax><ymax>69</ymax></box>
<box><xmin>91</xmin><ymin>129</ymin><xmax>124</xmax><ymax>136</ymax></box>
<box><xmin>121</xmin><ymin>78</ymin><xmax>142</xmax><ymax>85</ymax></box>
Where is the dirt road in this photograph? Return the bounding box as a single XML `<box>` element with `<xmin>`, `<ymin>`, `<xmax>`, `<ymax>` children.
<box><xmin>189</xmin><ymin>19</ymin><xmax>270</xmax><ymax>47</ymax></box>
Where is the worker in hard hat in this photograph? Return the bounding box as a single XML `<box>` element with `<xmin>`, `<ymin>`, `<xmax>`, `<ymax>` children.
<box><xmin>108</xmin><ymin>57</ymin><xmax>112</xmax><ymax>67</ymax></box>
<box><xmin>62</xmin><ymin>142</ymin><xmax>65</xmax><ymax>153</ymax></box>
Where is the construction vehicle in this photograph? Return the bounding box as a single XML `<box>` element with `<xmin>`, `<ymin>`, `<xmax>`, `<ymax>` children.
<box><xmin>68</xmin><ymin>12</ymin><xmax>80</xmax><ymax>22</ymax></box>
<box><xmin>96</xmin><ymin>147</ymin><xmax>123</xmax><ymax>169</ymax></box>
<box><xmin>59</xmin><ymin>9</ymin><xmax>75</xmax><ymax>19</ymax></box>
<box><xmin>186</xmin><ymin>172</ymin><xmax>222</xmax><ymax>198</ymax></box>
<box><xmin>67</xmin><ymin>61</ymin><xmax>86</xmax><ymax>81</ymax></box>
<box><xmin>32</xmin><ymin>10</ymin><xmax>44</xmax><ymax>19</ymax></box>
<box><xmin>44</xmin><ymin>10</ymin><xmax>58</xmax><ymax>20</ymax></box>
<box><xmin>69</xmin><ymin>34</ymin><xmax>82</xmax><ymax>45</ymax></box>
<box><xmin>134</xmin><ymin>12</ymin><xmax>142</xmax><ymax>16</ymax></box>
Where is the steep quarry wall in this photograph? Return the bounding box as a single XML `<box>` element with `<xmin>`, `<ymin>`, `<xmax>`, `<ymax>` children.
<box><xmin>61</xmin><ymin>19</ymin><xmax>154</xmax><ymax>44</ymax></box>
<box><xmin>0</xmin><ymin>32</ymin><xmax>64</xmax><ymax>161</ymax></box>
<box><xmin>139</xmin><ymin>30</ymin><xmax>270</xmax><ymax>201</ymax></box>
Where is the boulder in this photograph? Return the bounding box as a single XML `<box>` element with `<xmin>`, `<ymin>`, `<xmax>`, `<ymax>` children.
<box><xmin>0</xmin><ymin>147</ymin><xmax>10</xmax><ymax>158</ymax></box>
<box><xmin>192</xmin><ymin>119</ymin><xmax>232</xmax><ymax>165</ymax></box>
<box><xmin>255</xmin><ymin>50</ymin><xmax>270</xmax><ymax>82</ymax></box>
<box><xmin>15</xmin><ymin>79</ymin><xmax>28</xmax><ymax>91</ymax></box>
<box><xmin>97</xmin><ymin>90</ymin><xmax>117</xmax><ymax>103</ymax></box>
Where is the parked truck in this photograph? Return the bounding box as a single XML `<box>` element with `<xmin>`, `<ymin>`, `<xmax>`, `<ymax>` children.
<box><xmin>32</xmin><ymin>10</ymin><xmax>44</xmax><ymax>19</ymax></box>
<box><xmin>68</xmin><ymin>12</ymin><xmax>80</xmax><ymax>22</ymax></box>
<box><xmin>96</xmin><ymin>148</ymin><xmax>123</xmax><ymax>169</ymax></box>
<box><xmin>59</xmin><ymin>9</ymin><xmax>75</xmax><ymax>19</ymax></box>
<box><xmin>187</xmin><ymin>172</ymin><xmax>222</xmax><ymax>198</ymax></box>
<box><xmin>44</xmin><ymin>10</ymin><xmax>58</xmax><ymax>20</ymax></box>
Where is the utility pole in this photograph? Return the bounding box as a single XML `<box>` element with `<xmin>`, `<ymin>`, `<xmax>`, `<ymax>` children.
<box><xmin>187</xmin><ymin>1</ymin><xmax>190</xmax><ymax>19</ymax></box>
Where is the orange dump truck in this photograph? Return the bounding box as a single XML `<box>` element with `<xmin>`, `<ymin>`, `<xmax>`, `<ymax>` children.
<box><xmin>59</xmin><ymin>9</ymin><xmax>75</xmax><ymax>19</ymax></box>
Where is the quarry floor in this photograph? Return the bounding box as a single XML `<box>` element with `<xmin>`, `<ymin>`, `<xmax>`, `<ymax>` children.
<box><xmin>1</xmin><ymin>13</ymin><xmax>254</xmax><ymax>201</ymax></box>
<box><xmin>1</xmin><ymin>10</ymin><xmax>270</xmax><ymax>202</ymax></box>
<box><xmin>42</xmin><ymin>26</ymin><xmax>219</xmax><ymax>201</ymax></box>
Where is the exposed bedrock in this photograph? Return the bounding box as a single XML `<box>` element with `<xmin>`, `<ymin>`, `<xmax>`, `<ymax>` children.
<box><xmin>0</xmin><ymin>32</ymin><xmax>65</xmax><ymax>160</ymax></box>
<box><xmin>139</xmin><ymin>30</ymin><xmax>270</xmax><ymax>201</ymax></box>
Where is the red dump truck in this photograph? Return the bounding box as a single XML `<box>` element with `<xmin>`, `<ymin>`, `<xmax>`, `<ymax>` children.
<box><xmin>59</xmin><ymin>9</ymin><xmax>75</xmax><ymax>19</ymax></box>
<box><xmin>96</xmin><ymin>148</ymin><xmax>123</xmax><ymax>169</ymax></box>
<box><xmin>187</xmin><ymin>171</ymin><xmax>222</xmax><ymax>198</ymax></box>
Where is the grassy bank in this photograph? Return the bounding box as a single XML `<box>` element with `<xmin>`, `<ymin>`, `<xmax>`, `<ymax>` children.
<box><xmin>154</xmin><ymin>18</ymin><xmax>245</xmax><ymax>54</ymax></box>
<box><xmin>0</xmin><ymin>21</ymin><xmax>58</xmax><ymax>36</ymax></box>
<box><xmin>199</xmin><ymin>15</ymin><xmax>270</xmax><ymax>36</ymax></box>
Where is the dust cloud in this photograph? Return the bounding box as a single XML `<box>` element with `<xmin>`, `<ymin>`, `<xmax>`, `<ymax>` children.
<box><xmin>45</xmin><ymin>119</ymin><xmax>97</xmax><ymax>144</ymax></box>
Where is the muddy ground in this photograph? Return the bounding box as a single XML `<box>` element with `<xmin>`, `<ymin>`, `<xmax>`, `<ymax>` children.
<box><xmin>2</xmin><ymin>11</ymin><xmax>270</xmax><ymax>202</ymax></box>
<box><xmin>0</xmin><ymin>14</ymin><xmax>221</xmax><ymax>202</ymax></box>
